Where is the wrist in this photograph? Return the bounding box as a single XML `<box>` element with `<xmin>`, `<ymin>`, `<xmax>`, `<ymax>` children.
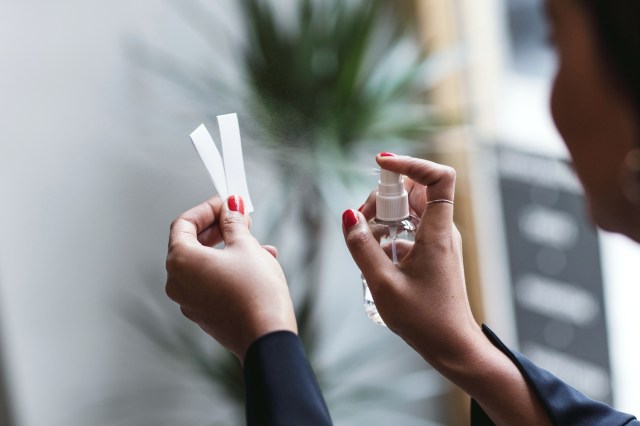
<box><xmin>428</xmin><ymin>325</ymin><xmax>552</xmax><ymax>425</ymax></box>
<box><xmin>423</xmin><ymin>325</ymin><xmax>532</xmax><ymax>407</ymax></box>
<box><xmin>413</xmin><ymin>321</ymin><xmax>488</xmax><ymax>379</ymax></box>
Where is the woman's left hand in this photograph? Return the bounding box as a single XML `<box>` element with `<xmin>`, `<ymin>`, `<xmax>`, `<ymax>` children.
<box><xmin>165</xmin><ymin>195</ymin><xmax>297</xmax><ymax>361</ymax></box>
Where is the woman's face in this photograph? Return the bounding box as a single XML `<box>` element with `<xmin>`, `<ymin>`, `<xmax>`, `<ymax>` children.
<box><xmin>547</xmin><ymin>0</ymin><xmax>640</xmax><ymax>240</ymax></box>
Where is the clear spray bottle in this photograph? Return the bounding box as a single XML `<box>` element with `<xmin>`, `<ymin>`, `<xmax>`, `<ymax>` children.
<box><xmin>362</xmin><ymin>169</ymin><xmax>420</xmax><ymax>326</ymax></box>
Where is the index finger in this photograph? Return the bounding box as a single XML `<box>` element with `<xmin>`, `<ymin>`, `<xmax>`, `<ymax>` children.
<box><xmin>169</xmin><ymin>197</ymin><xmax>224</xmax><ymax>248</ymax></box>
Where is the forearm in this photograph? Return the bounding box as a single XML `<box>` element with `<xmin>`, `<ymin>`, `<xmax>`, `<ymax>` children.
<box><xmin>417</xmin><ymin>325</ymin><xmax>551</xmax><ymax>426</ymax></box>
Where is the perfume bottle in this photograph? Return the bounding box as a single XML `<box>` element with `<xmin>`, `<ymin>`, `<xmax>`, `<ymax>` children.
<box><xmin>362</xmin><ymin>169</ymin><xmax>419</xmax><ymax>326</ymax></box>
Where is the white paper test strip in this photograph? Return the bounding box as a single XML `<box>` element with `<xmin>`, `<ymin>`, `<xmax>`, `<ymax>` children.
<box><xmin>188</xmin><ymin>117</ymin><xmax>254</xmax><ymax>213</ymax></box>
<box><xmin>189</xmin><ymin>124</ymin><xmax>229</xmax><ymax>200</ymax></box>
<box><xmin>217</xmin><ymin>113</ymin><xmax>254</xmax><ymax>213</ymax></box>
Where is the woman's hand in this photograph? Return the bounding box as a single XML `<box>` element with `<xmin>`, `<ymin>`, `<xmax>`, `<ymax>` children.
<box><xmin>344</xmin><ymin>154</ymin><xmax>480</xmax><ymax>363</ymax></box>
<box><xmin>343</xmin><ymin>154</ymin><xmax>550</xmax><ymax>425</ymax></box>
<box><xmin>165</xmin><ymin>195</ymin><xmax>297</xmax><ymax>361</ymax></box>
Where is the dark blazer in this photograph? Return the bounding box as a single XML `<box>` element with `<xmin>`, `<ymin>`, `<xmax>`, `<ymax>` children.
<box><xmin>243</xmin><ymin>328</ymin><xmax>638</xmax><ymax>425</ymax></box>
<box><xmin>244</xmin><ymin>331</ymin><xmax>332</xmax><ymax>425</ymax></box>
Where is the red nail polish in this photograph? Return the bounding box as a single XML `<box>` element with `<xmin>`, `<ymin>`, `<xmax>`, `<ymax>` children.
<box><xmin>379</xmin><ymin>152</ymin><xmax>396</xmax><ymax>157</ymax></box>
<box><xmin>342</xmin><ymin>209</ymin><xmax>359</xmax><ymax>229</ymax></box>
<box><xmin>228</xmin><ymin>195</ymin><xmax>245</xmax><ymax>214</ymax></box>
<box><xmin>357</xmin><ymin>204</ymin><xmax>365</xmax><ymax>212</ymax></box>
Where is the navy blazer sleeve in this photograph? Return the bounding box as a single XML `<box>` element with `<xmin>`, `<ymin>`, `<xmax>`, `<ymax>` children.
<box><xmin>471</xmin><ymin>324</ymin><xmax>639</xmax><ymax>426</ymax></box>
<box><xmin>243</xmin><ymin>331</ymin><xmax>333</xmax><ymax>426</ymax></box>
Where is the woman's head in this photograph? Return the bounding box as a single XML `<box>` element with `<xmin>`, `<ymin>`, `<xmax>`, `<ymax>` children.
<box><xmin>546</xmin><ymin>0</ymin><xmax>640</xmax><ymax>241</ymax></box>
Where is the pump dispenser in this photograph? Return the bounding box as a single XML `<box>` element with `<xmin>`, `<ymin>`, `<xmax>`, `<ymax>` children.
<box><xmin>361</xmin><ymin>169</ymin><xmax>419</xmax><ymax>326</ymax></box>
<box><xmin>376</xmin><ymin>169</ymin><xmax>410</xmax><ymax>221</ymax></box>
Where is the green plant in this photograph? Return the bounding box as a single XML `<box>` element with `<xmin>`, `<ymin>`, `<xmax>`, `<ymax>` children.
<box><xmin>229</xmin><ymin>0</ymin><xmax>444</xmax><ymax>388</ymax></box>
<box><xmin>238</xmin><ymin>0</ymin><xmax>438</xmax><ymax>158</ymax></box>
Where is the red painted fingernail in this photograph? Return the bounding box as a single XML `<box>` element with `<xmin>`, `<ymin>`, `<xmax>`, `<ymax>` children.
<box><xmin>379</xmin><ymin>152</ymin><xmax>396</xmax><ymax>157</ymax></box>
<box><xmin>357</xmin><ymin>204</ymin><xmax>365</xmax><ymax>212</ymax></box>
<box><xmin>227</xmin><ymin>195</ymin><xmax>245</xmax><ymax>214</ymax></box>
<box><xmin>342</xmin><ymin>209</ymin><xmax>359</xmax><ymax>229</ymax></box>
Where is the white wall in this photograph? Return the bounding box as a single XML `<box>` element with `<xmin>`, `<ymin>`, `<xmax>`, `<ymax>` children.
<box><xmin>0</xmin><ymin>1</ymin><xmax>241</xmax><ymax>425</ymax></box>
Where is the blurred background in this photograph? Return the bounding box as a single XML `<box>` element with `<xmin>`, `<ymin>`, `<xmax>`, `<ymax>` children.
<box><xmin>1</xmin><ymin>0</ymin><xmax>639</xmax><ymax>425</ymax></box>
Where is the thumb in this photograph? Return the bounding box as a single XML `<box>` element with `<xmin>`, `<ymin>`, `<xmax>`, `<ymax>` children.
<box><xmin>219</xmin><ymin>195</ymin><xmax>252</xmax><ymax>246</ymax></box>
<box><xmin>342</xmin><ymin>209</ymin><xmax>396</xmax><ymax>290</ymax></box>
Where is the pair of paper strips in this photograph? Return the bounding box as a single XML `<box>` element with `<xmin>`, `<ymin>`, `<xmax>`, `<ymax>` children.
<box><xmin>189</xmin><ymin>113</ymin><xmax>254</xmax><ymax>213</ymax></box>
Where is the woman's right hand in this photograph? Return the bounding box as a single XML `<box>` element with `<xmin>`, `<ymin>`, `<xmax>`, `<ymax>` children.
<box><xmin>342</xmin><ymin>154</ymin><xmax>551</xmax><ymax>426</ymax></box>
<box><xmin>342</xmin><ymin>154</ymin><xmax>482</xmax><ymax>365</ymax></box>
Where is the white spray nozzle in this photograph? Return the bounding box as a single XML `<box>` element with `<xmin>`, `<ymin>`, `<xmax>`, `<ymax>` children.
<box><xmin>376</xmin><ymin>169</ymin><xmax>409</xmax><ymax>221</ymax></box>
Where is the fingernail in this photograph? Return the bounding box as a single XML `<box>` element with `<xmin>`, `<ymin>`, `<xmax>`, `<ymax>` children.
<box><xmin>342</xmin><ymin>209</ymin><xmax>359</xmax><ymax>230</ymax></box>
<box><xmin>379</xmin><ymin>152</ymin><xmax>396</xmax><ymax>157</ymax></box>
<box><xmin>227</xmin><ymin>195</ymin><xmax>245</xmax><ymax>214</ymax></box>
<box><xmin>357</xmin><ymin>204</ymin><xmax>365</xmax><ymax>212</ymax></box>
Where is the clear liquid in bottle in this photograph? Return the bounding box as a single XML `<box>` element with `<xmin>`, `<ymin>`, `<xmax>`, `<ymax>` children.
<box><xmin>362</xmin><ymin>215</ymin><xmax>419</xmax><ymax>326</ymax></box>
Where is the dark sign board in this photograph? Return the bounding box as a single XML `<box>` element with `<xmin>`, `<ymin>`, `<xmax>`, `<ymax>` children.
<box><xmin>498</xmin><ymin>147</ymin><xmax>612</xmax><ymax>403</ymax></box>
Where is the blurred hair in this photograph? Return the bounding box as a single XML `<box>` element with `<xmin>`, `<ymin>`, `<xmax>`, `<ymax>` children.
<box><xmin>582</xmin><ymin>1</ymin><xmax>640</xmax><ymax>117</ymax></box>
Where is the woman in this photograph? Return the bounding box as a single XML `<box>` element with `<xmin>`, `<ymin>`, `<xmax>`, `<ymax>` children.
<box><xmin>165</xmin><ymin>0</ymin><xmax>640</xmax><ymax>424</ymax></box>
